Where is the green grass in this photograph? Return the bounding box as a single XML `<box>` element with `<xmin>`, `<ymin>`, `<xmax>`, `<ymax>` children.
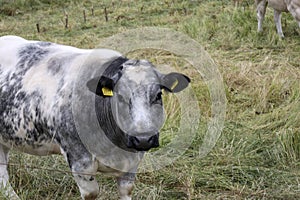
<box><xmin>0</xmin><ymin>0</ymin><xmax>300</xmax><ymax>199</ymax></box>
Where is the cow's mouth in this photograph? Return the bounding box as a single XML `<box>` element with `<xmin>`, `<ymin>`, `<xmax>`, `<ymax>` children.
<box><xmin>126</xmin><ymin>132</ymin><xmax>159</xmax><ymax>151</ymax></box>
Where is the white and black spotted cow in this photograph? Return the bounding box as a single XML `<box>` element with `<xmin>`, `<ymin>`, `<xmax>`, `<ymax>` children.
<box><xmin>0</xmin><ymin>35</ymin><xmax>190</xmax><ymax>200</ymax></box>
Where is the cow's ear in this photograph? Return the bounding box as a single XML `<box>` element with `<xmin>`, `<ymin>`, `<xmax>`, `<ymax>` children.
<box><xmin>86</xmin><ymin>76</ymin><xmax>115</xmax><ymax>97</ymax></box>
<box><xmin>161</xmin><ymin>72</ymin><xmax>190</xmax><ymax>93</ymax></box>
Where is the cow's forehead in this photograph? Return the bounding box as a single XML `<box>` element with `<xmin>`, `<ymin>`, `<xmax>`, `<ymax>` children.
<box><xmin>121</xmin><ymin>60</ymin><xmax>160</xmax><ymax>85</ymax></box>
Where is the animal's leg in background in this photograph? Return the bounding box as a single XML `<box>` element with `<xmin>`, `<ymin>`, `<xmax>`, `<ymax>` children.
<box><xmin>234</xmin><ymin>0</ymin><xmax>240</xmax><ymax>8</ymax></box>
<box><xmin>117</xmin><ymin>173</ymin><xmax>135</xmax><ymax>200</ymax></box>
<box><xmin>62</xmin><ymin>150</ymin><xmax>99</xmax><ymax>200</ymax></box>
<box><xmin>274</xmin><ymin>9</ymin><xmax>284</xmax><ymax>37</ymax></box>
<box><xmin>0</xmin><ymin>144</ymin><xmax>20</xmax><ymax>200</ymax></box>
<box><xmin>256</xmin><ymin>0</ymin><xmax>267</xmax><ymax>32</ymax></box>
<box><xmin>286</xmin><ymin>2</ymin><xmax>300</xmax><ymax>28</ymax></box>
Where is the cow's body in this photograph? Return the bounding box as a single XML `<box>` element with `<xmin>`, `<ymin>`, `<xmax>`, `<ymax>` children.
<box><xmin>256</xmin><ymin>0</ymin><xmax>300</xmax><ymax>37</ymax></box>
<box><xmin>0</xmin><ymin>36</ymin><xmax>190</xmax><ymax>199</ymax></box>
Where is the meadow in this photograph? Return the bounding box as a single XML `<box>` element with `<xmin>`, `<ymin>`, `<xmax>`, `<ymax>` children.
<box><xmin>0</xmin><ymin>0</ymin><xmax>299</xmax><ymax>199</ymax></box>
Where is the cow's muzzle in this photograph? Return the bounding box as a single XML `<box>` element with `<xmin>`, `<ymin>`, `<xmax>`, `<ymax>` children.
<box><xmin>126</xmin><ymin>132</ymin><xmax>159</xmax><ymax>151</ymax></box>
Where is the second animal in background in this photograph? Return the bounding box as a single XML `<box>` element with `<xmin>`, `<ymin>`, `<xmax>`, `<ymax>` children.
<box><xmin>255</xmin><ymin>0</ymin><xmax>300</xmax><ymax>37</ymax></box>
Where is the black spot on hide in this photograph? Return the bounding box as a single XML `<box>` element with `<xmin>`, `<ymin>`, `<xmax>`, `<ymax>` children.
<box><xmin>0</xmin><ymin>43</ymin><xmax>52</xmax><ymax>146</ymax></box>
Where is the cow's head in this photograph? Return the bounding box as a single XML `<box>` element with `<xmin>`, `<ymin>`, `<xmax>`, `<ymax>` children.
<box><xmin>87</xmin><ymin>57</ymin><xmax>190</xmax><ymax>152</ymax></box>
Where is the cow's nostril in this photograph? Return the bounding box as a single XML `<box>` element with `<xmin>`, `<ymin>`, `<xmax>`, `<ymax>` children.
<box><xmin>148</xmin><ymin>135</ymin><xmax>154</xmax><ymax>143</ymax></box>
<box><xmin>148</xmin><ymin>134</ymin><xmax>159</xmax><ymax>147</ymax></box>
<box><xmin>131</xmin><ymin>136</ymin><xmax>140</xmax><ymax>146</ymax></box>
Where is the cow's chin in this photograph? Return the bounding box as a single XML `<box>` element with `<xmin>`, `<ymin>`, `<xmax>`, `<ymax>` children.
<box><xmin>130</xmin><ymin>144</ymin><xmax>159</xmax><ymax>152</ymax></box>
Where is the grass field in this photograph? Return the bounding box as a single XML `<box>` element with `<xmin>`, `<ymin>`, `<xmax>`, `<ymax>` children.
<box><xmin>0</xmin><ymin>0</ymin><xmax>300</xmax><ymax>199</ymax></box>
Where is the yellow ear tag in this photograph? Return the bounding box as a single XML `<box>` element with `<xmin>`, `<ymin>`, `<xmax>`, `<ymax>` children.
<box><xmin>102</xmin><ymin>87</ymin><xmax>113</xmax><ymax>97</ymax></box>
<box><xmin>170</xmin><ymin>79</ymin><xmax>179</xmax><ymax>91</ymax></box>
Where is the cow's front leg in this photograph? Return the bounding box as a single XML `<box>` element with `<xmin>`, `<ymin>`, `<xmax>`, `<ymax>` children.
<box><xmin>286</xmin><ymin>3</ymin><xmax>300</xmax><ymax>29</ymax></box>
<box><xmin>274</xmin><ymin>9</ymin><xmax>284</xmax><ymax>37</ymax></box>
<box><xmin>73</xmin><ymin>169</ymin><xmax>99</xmax><ymax>200</ymax></box>
<box><xmin>0</xmin><ymin>144</ymin><xmax>20</xmax><ymax>200</ymax></box>
<box><xmin>117</xmin><ymin>172</ymin><xmax>136</xmax><ymax>200</ymax></box>
<box><xmin>256</xmin><ymin>0</ymin><xmax>267</xmax><ymax>32</ymax></box>
<box><xmin>63</xmin><ymin>151</ymin><xmax>99</xmax><ymax>200</ymax></box>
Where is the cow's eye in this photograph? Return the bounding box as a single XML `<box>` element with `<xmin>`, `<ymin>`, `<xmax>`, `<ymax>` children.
<box><xmin>152</xmin><ymin>92</ymin><xmax>162</xmax><ymax>104</ymax></box>
<box><xmin>117</xmin><ymin>94</ymin><xmax>132</xmax><ymax>108</ymax></box>
<box><xmin>117</xmin><ymin>94</ymin><xmax>127</xmax><ymax>104</ymax></box>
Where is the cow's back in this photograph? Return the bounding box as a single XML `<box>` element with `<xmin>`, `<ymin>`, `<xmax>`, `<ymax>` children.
<box><xmin>0</xmin><ymin>36</ymin><xmax>121</xmax><ymax>155</ymax></box>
